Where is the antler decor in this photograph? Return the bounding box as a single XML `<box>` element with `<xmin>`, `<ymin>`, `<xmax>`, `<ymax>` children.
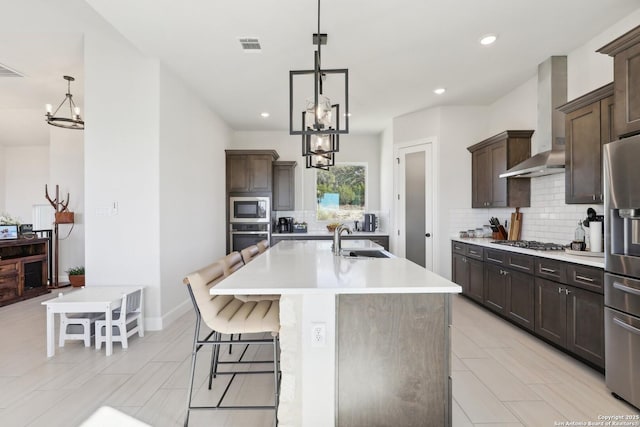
<box><xmin>45</xmin><ymin>184</ymin><xmax>74</xmax><ymax>224</ymax></box>
<box><xmin>45</xmin><ymin>184</ymin><xmax>75</xmax><ymax>288</ymax></box>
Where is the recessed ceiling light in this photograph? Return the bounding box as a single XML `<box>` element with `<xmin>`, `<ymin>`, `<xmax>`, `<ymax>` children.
<box><xmin>479</xmin><ymin>34</ymin><xmax>497</xmax><ymax>46</ymax></box>
<box><xmin>260</xmin><ymin>112</ymin><xmax>270</xmax><ymax>118</ymax></box>
<box><xmin>433</xmin><ymin>88</ymin><xmax>446</xmax><ymax>95</ymax></box>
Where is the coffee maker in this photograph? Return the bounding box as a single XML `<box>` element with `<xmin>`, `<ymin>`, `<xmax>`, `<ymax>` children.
<box><xmin>363</xmin><ymin>213</ymin><xmax>377</xmax><ymax>232</ymax></box>
<box><xmin>278</xmin><ymin>217</ymin><xmax>294</xmax><ymax>233</ymax></box>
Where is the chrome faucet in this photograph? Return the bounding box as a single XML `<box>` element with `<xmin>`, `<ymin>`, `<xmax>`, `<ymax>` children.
<box><xmin>333</xmin><ymin>224</ymin><xmax>352</xmax><ymax>255</ymax></box>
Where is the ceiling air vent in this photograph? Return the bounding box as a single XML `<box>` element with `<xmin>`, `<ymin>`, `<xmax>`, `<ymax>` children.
<box><xmin>238</xmin><ymin>37</ymin><xmax>262</xmax><ymax>52</ymax></box>
<box><xmin>0</xmin><ymin>63</ymin><xmax>23</xmax><ymax>77</ymax></box>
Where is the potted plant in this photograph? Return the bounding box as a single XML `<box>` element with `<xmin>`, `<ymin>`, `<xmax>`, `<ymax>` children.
<box><xmin>66</xmin><ymin>266</ymin><xmax>85</xmax><ymax>287</ymax></box>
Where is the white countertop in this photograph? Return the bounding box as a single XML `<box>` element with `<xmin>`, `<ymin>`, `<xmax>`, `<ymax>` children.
<box><xmin>211</xmin><ymin>240</ymin><xmax>461</xmax><ymax>295</ymax></box>
<box><xmin>451</xmin><ymin>237</ymin><xmax>605</xmax><ymax>269</ymax></box>
<box><xmin>272</xmin><ymin>231</ymin><xmax>389</xmax><ymax>238</ymax></box>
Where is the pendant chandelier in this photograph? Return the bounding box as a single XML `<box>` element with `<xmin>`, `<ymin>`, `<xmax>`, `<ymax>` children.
<box><xmin>45</xmin><ymin>75</ymin><xmax>84</xmax><ymax>130</ymax></box>
<box><xmin>289</xmin><ymin>0</ymin><xmax>349</xmax><ymax>170</ymax></box>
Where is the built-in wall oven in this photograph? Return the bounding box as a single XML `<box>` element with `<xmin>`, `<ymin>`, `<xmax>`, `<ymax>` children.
<box><xmin>604</xmin><ymin>134</ymin><xmax>640</xmax><ymax>410</ymax></box>
<box><xmin>229</xmin><ymin>223</ymin><xmax>270</xmax><ymax>253</ymax></box>
<box><xmin>228</xmin><ymin>196</ymin><xmax>271</xmax><ymax>253</ymax></box>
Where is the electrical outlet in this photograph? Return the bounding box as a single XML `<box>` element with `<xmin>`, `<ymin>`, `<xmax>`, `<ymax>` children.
<box><xmin>311</xmin><ymin>323</ymin><xmax>326</xmax><ymax>347</ymax></box>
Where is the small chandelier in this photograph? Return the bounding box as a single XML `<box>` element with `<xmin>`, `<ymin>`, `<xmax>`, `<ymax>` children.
<box><xmin>45</xmin><ymin>75</ymin><xmax>84</xmax><ymax>130</ymax></box>
<box><xmin>289</xmin><ymin>0</ymin><xmax>349</xmax><ymax>170</ymax></box>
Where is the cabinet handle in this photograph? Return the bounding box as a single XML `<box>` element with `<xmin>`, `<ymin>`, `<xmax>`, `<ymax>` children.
<box><xmin>558</xmin><ymin>287</ymin><xmax>563</xmax><ymax>294</ymax></box>
<box><xmin>599</xmin><ymin>194</ymin><xmax>603</xmax><ymax>201</ymax></box>
<box><xmin>487</xmin><ymin>257</ymin><xmax>503</xmax><ymax>263</ymax></box>
<box><xmin>469</xmin><ymin>250</ymin><xmax>479</xmax><ymax>255</ymax></box>
<box><xmin>462</xmin><ymin>257</ymin><xmax>467</xmax><ymax>263</ymax></box>
<box><xmin>541</xmin><ymin>267</ymin><xmax>557</xmax><ymax>274</ymax></box>
<box><xmin>511</xmin><ymin>263</ymin><xmax>529</xmax><ymax>270</ymax></box>
<box><xmin>592</xmin><ymin>195</ymin><xmax>596</xmax><ymax>201</ymax></box>
<box><xmin>574</xmin><ymin>274</ymin><xmax>594</xmax><ymax>283</ymax></box>
<box><xmin>565</xmin><ymin>288</ymin><xmax>571</xmax><ymax>295</ymax></box>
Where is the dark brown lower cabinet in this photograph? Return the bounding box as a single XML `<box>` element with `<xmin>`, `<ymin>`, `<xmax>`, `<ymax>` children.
<box><xmin>453</xmin><ymin>252</ymin><xmax>483</xmax><ymax>304</ymax></box>
<box><xmin>535</xmin><ymin>277</ymin><xmax>567</xmax><ymax>346</ymax></box>
<box><xmin>484</xmin><ymin>263</ymin><xmax>507</xmax><ymax>314</ymax></box>
<box><xmin>452</xmin><ymin>241</ymin><xmax>604</xmax><ymax>369</ymax></box>
<box><xmin>535</xmin><ymin>277</ymin><xmax>605</xmax><ymax>367</ymax></box>
<box><xmin>485</xmin><ymin>264</ymin><xmax>535</xmax><ymax>331</ymax></box>
<box><xmin>566</xmin><ymin>286</ymin><xmax>605</xmax><ymax>367</ymax></box>
<box><xmin>505</xmin><ymin>269</ymin><xmax>535</xmax><ymax>331</ymax></box>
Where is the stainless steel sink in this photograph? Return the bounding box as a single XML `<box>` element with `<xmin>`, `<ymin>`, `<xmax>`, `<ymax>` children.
<box><xmin>340</xmin><ymin>249</ymin><xmax>391</xmax><ymax>259</ymax></box>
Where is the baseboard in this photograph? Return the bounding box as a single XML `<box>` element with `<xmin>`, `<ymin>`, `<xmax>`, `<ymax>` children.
<box><xmin>143</xmin><ymin>298</ymin><xmax>191</xmax><ymax>331</ymax></box>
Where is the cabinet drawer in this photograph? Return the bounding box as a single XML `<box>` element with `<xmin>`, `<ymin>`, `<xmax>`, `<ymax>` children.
<box><xmin>484</xmin><ymin>249</ymin><xmax>506</xmax><ymax>265</ymax></box>
<box><xmin>506</xmin><ymin>253</ymin><xmax>534</xmax><ymax>273</ymax></box>
<box><xmin>535</xmin><ymin>258</ymin><xmax>567</xmax><ymax>283</ymax></box>
<box><xmin>0</xmin><ymin>262</ymin><xmax>19</xmax><ymax>276</ymax></box>
<box><xmin>452</xmin><ymin>241</ymin><xmax>466</xmax><ymax>255</ymax></box>
<box><xmin>465</xmin><ymin>245</ymin><xmax>484</xmax><ymax>260</ymax></box>
<box><xmin>567</xmin><ymin>264</ymin><xmax>604</xmax><ymax>294</ymax></box>
<box><xmin>0</xmin><ymin>276</ymin><xmax>19</xmax><ymax>302</ymax></box>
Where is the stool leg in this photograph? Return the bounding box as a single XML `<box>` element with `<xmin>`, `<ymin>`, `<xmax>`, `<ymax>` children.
<box><xmin>185</xmin><ymin>316</ymin><xmax>201</xmax><ymax>427</ymax></box>
<box><xmin>208</xmin><ymin>332</ymin><xmax>221</xmax><ymax>389</ymax></box>
<box><xmin>273</xmin><ymin>334</ymin><xmax>279</xmax><ymax>426</ymax></box>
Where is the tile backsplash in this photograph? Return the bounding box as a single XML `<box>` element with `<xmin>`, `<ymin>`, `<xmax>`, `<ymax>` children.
<box><xmin>450</xmin><ymin>174</ymin><xmax>604</xmax><ymax>244</ymax></box>
<box><xmin>273</xmin><ymin>210</ymin><xmax>390</xmax><ymax>233</ymax></box>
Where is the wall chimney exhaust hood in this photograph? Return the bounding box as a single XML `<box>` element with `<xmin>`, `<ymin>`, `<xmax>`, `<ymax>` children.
<box><xmin>500</xmin><ymin>56</ymin><xmax>567</xmax><ymax>179</ymax></box>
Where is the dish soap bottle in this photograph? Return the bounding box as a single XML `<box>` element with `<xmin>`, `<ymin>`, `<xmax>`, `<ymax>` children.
<box><xmin>572</xmin><ymin>219</ymin><xmax>586</xmax><ymax>251</ymax></box>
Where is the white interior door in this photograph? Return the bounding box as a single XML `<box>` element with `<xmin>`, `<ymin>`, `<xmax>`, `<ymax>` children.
<box><xmin>396</xmin><ymin>143</ymin><xmax>433</xmax><ymax>270</ymax></box>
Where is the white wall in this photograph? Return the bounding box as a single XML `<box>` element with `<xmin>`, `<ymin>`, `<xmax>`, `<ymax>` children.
<box><xmin>446</xmin><ymin>12</ymin><xmax>640</xmax><ymax>252</ymax></box>
<box><xmin>49</xmin><ymin>126</ymin><xmax>84</xmax><ymax>282</ymax></box>
<box><xmin>158</xmin><ymin>66</ymin><xmax>231</xmax><ymax>325</ymax></box>
<box><xmin>3</xmin><ymin>146</ymin><xmax>48</xmax><ymax>223</ymax></box>
<box><xmin>391</xmin><ymin>106</ymin><xmax>489</xmax><ymax>277</ymax></box>
<box><xmin>567</xmin><ymin>8</ymin><xmax>640</xmax><ymax>100</ymax></box>
<box><xmin>379</xmin><ymin>125</ymin><xmax>394</xmax><ymax>250</ymax></box>
<box><xmin>231</xmin><ymin>131</ymin><xmax>382</xmax><ymax>214</ymax></box>
<box><xmin>2</xmin><ymin>0</ymin><xmax>234</xmax><ymax>329</ymax></box>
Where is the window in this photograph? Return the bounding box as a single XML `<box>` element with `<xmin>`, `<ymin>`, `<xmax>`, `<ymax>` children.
<box><xmin>316</xmin><ymin>164</ymin><xmax>366</xmax><ymax>221</ymax></box>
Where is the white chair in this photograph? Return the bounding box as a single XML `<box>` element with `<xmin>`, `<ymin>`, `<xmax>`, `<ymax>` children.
<box><xmin>183</xmin><ymin>260</ymin><xmax>280</xmax><ymax>426</ymax></box>
<box><xmin>59</xmin><ymin>312</ymin><xmax>103</xmax><ymax>347</ymax></box>
<box><xmin>95</xmin><ymin>289</ymin><xmax>144</xmax><ymax>350</ymax></box>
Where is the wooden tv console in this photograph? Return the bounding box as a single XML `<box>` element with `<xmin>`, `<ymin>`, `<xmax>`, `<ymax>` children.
<box><xmin>0</xmin><ymin>238</ymin><xmax>50</xmax><ymax>307</ymax></box>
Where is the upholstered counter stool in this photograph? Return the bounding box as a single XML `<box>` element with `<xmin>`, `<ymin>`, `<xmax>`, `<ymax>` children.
<box><xmin>240</xmin><ymin>245</ymin><xmax>260</xmax><ymax>264</ymax></box>
<box><xmin>256</xmin><ymin>239</ymin><xmax>270</xmax><ymax>253</ymax></box>
<box><xmin>183</xmin><ymin>260</ymin><xmax>280</xmax><ymax>426</ymax></box>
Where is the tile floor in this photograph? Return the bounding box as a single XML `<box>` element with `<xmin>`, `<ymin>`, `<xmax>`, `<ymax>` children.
<box><xmin>0</xmin><ymin>292</ymin><xmax>637</xmax><ymax>426</ymax></box>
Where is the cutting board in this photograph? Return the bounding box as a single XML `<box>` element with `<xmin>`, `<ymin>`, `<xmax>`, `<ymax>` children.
<box><xmin>509</xmin><ymin>208</ymin><xmax>522</xmax><ymax>240</ymax></box>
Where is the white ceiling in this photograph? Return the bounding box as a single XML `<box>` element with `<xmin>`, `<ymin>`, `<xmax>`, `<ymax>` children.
<box><xmin>1</xmin><ymin>0</ymin><xmax>639</xmax><ymax>146</ymax></box>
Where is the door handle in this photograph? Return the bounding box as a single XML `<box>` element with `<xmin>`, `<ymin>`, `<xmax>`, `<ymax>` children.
<box><xmin>613</xmin><ymin>281</ymin><xmax>640</xmax><ymax>296</ymax></box>
<box><xmin>613</xmin><ymin>317</ymin><xmax>640</xmax><ymax>336</ymax></box>
<box><xmin>425</xmin><ymin>233</ymin><xmax>431</xmax><ymax>237</ymax></box>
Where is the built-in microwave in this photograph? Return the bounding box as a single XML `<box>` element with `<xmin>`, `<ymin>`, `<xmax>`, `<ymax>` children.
<box><xmin>229</xmin><ymin>196</ymin><xmax>270</xmax><ymax>223</ymax></box>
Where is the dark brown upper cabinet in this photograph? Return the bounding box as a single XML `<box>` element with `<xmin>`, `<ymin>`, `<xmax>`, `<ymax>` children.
<box><xmin>558</xmin><ymin>83</ymin><xmax>614</xmax><ymax>204</ymax></box>
<box><xmin>467</xmin><ymin>130</ymin><xmax>533</xmax><ymax>208</ymax></box>
<box><xmin>598</xmin><ymin>25</ymin><xmax>640</xmax><ymax>138</ymax></box>
<box><xmin>225</xmin><ymin>150</ymin><xmax>279</xmax><ymax>194</ymax></box>
<box><xmin>272</xmin><ymin>161</ymin><xmax>296</xmax><ymax>211</ymax></box>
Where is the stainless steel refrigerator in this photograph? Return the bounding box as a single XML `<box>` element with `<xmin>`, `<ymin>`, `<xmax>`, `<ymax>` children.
<box><xmin>604</xmin><ymin>133</ymin><xmax>640</xmax><ymax>410</ymax></box>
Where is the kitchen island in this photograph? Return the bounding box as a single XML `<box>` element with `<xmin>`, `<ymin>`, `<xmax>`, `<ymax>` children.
<box><xmin>211</xmin><ymin>240</ymin><xmax>461</xmax><ymax>427</ymax></box>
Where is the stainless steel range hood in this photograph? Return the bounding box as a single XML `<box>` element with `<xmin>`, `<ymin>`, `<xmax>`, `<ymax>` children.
<box><xmin>500</xmin><ymin>56</ymin><xmax>567</xmax><ymax>179</ymax></box>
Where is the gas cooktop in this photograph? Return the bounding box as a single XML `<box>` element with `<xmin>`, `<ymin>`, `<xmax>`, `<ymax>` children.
<box><xmin>491</xmin><ymin>240</ymin><xmax>566</xmax><ymax>251</ymax></box>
